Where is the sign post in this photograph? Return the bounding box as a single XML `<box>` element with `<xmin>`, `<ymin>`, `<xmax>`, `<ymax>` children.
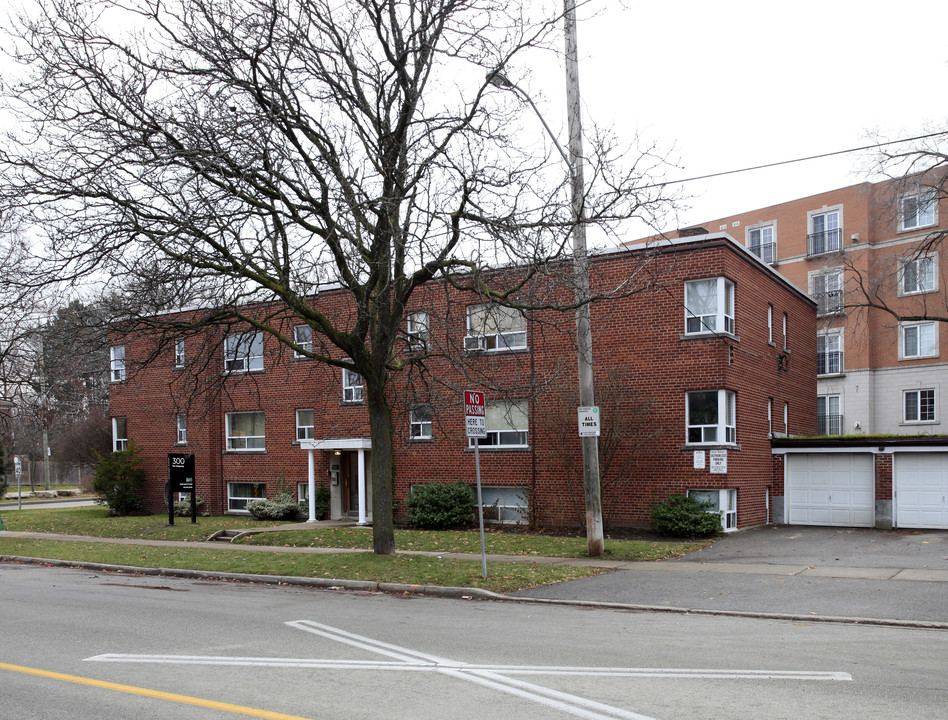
<box><xmin>167</xmin><ymin>454</ymin><xmax>196</xmax><ymax>525</ymax></box>
<box><xmin>464</xmin><ymin>390</ymin><xmax>488</xmax><ymax>579</ymax></box>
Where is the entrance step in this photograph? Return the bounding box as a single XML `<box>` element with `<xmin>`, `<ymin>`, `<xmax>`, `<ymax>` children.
<box><xmin>207</xmin><ymin>529</ymin><xmax>244</xmax><ymax>543</ymax></box>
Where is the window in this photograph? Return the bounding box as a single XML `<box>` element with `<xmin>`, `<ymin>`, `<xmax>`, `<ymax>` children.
<box><xmin>110</xmin><ymin>346</ymin><xmax>126</xmax><ymax>382</ymax></box>
<box><xmin>342</xmin><ymin>368</ymin><xmax>364</xmax><ymax>403</ymax></box>
<box><xmin>224</xmin><ymin>332</ymin><xmax>264</xmax><ymax>372</ymax></box>
<box><xmin>782</xmin><ymin>312</ymin><xmax>788</xmax><ymax>351</ymax></box>
<box><xmin>684</xmin><ymin>278</ymin><xmax>735</xmax><ymax>335</ymax></box>
<box><xmin>410</xmin><ymin>405</ymin><xmax>432</xmax><ymax>439</ymax></box>
<box><xmin>784</xmin><ymin>402</ymin><xmax>789</xmax><ymax>435</ymax></box>
<box><xmin>688</xmin><ymin>489</ymin><xmax>737</xmax><ymax>531</ymax></box>
<box><xmin>900</xmin><ymin>255</ymin><xmax>937</xmax><ymax>295</ymax></box>
<box><xmin>296</xmin><ymin>409</ymin><xmax>314</xmax><ymax>440</ymax></box>
<box><xmin>817</xmin><ymin>331</ymin><xmax>843</xmax><ymax>375</ymax></box>
<box><xmin>767</xmin><ymin>398</ymin><xmax>773</xmax><ymax>435</ymax></box>
<box><xmin>810</xmin><ymin>270</ymin><xmax>843</xmax><ymax>315</ymax></box>
<box><xmin>817</xmin><ymin>395</ymin><xmax>842</xmax><ymax>435</ymax></box>
<box><xmin>475</xmin><ymin>486</ymin><xmax>528</xmax><ymax>524</ymax></box>
<box><xmin>112</xmin><ymin>417</ymin><xmax>128</xmax><ymax>452</ymax></box>
<box><xmin>807</xmin><ymin>209</ymin><xmax>841</xmax><ymax>255</ymax></box>
<box><xmin>901</xmin><ymin>322</ymin><xmax>937</xmax><ymax>359</ymax></box>
<box><xmin>174</xmin><ymin>340</ymin><xmax>185</xmax><ymax>368</ymax></box>
<box><xmin>470</xmin><ymin>399</ymin><xmax>529</xmax><ymax>448</ymax></box>
<box><xmin>465</xmin><ymin>304</ymin><xmax>527</xmax><ymax>351</ymax></box>
<box><xmin>904</xmin><ymin>389</ymin><xmax>935</xmax><ymax>423</ymax></box>
<box><xmin>406</xmin><ymin>311</ymin><xmax>430</xmax><ymax>351</ymax></box>
<box><xmin>747</xmin><ymin>224</ymin><xmax>775</xmax><ymax>264</ymax></box>
<box><xmin>293</xmin><ymin>326</ymin><xmax>313</xmax><ymax>358</ymax></box>
<box><xmin>228</xmin><ymin>482</ymin><xmax>265</xmax><ymax>512</ymax></box>
<box><xmin>900</xmin><ymin>190</ymin><xmax>936</xmax><ymax>231</ymax></box>
<box><xmin>767</xmin><ymin>304</ymin><xmax>773</xmax><ymax>344</ymax></box>
<box><xmin>176</xmin><ymin>413</ymin><xmax>187</xmax><ymax>444</ymax></box>
<box><xmin>686</xmin><ymin>390</ymin><xmax>736</xmax><ymax>445</ymax></box>
<box><xmin>226</xmin><ymin>411</ymin><xmax>265</xmax><ymax>451</ymax></box>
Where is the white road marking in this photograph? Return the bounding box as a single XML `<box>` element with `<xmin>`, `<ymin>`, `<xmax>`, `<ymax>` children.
<box><xmin>86</xmin><ymin>620</ymin><xmax>853</xmax><ymax>720</ymax></box>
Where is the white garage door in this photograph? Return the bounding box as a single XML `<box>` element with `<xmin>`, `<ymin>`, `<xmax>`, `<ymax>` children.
<box><xmin>896</xmin><ymin>453</ymin><xmax>948</xmax><ymax>529</ymax></box>
<box><xmin>786</xmin><ymin>453</ymin><xmax>874</xmax><ymax>527</ymax></box>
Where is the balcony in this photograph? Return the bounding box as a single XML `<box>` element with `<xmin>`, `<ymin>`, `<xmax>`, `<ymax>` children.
<box><xmin>749</xmin><ymin>241</ymin><xmax>776</xmax><ymax>265</ymax></box>
<box><xmin>818</xmin><ymin>414</ymin><xmax>844</xmax><ymax>436</ymax></box>
<box><xmin>807</xmin><ymin>228</ymin><xmax>842</xmax><ymax>256</ymax></box>
<box><xmin>817</xmin><ymin>350</ymin><xmax>844</xmax><ymax>375</ymax></box>
<box><xmin>815</xmin><ymin>290</ymin><xmax>844</xmax><ymax>316</ymax></box>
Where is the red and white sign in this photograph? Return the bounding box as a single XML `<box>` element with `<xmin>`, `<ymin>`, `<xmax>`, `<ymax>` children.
<box><xmin>464</xmin><ymin>390</ymin><xmax>487</xmax><ymax>438</ymax></box>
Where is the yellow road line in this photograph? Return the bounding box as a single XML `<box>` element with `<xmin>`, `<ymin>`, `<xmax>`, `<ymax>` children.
<box><xmin>0</xmin><ymin>662</ymin><xmax>316</xmax><ymax>720</ymax></box>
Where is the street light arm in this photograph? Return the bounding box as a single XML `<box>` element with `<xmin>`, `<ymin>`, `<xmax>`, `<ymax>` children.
<box><xmin>486</xmin><ymin>71</ymin><xmax>570</xmax><ymax>165</ymax></box>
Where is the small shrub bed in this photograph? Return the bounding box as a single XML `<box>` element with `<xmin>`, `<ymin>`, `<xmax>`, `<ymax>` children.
<box><xmin>405</xmin><ymin>481</ymin><xmax>474</xmax><ymax>530</ymax></box>
<box><xmin>651</xmin><ymin>495</ymin><xmax>721</xmax><ymax>538</ymax></box>
<box><xmin>246</xmin><ymin>492</ymin><xmax>302</xmax><ymax>521</ymax></box>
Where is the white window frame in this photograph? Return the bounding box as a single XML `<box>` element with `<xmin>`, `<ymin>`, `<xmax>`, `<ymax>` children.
<box><xmin>746</xmin><ymin>222</ymin><xmax>776</xmax><ymax>264</ymax></box>
<box><xmin>174</xmin><ymin>340</ymin><xmax>185</xmax><ymax>368</ymax></box>
<box><xmin>410</xmin><ymin>405</ymin><xmax>433</xmax><ymax>439</ymax></box>
<box><xmin>342</xmin><ymin>367</ymin><xmax>364</xmax><ymax>403</ymax></box>
<box><xmin>688</xmin><ymin>488</ymin><xmax>737</xmax><ymax>531</ymax></box>
<box><xmin>293</xmin><ymin>326</ymin><xmax>313</xmax><ymax>358</ymax></box>
<box><xmin>110</xmin><ymin>345</ymin><xmax>126</xmax><ymax>382</ymax></box>
<box><xmin>899</xmin><ymin>254</ymin><xmax>937</xmax><ymax>296</ymax></box>
<box><xmin>470</xmin><ymin>399</ymin><xmax>529</xmax><ymax>448</ymax></box>
<box><xmin>475</xmin><ymin>485</ymin><xmax>528</xmax><ymax>524</ymax></box>
<box><xmin>903</xmin><ymin>388</ymin><xmax>936</xmax><ymax>423</ymax></box>
<box><xmin>224</xmin><ymin>332</ymin><xmax>264</xmax><ymax>373</ymax></box>
<box><xmin>406</xmin><ymin>311</ymin><xmax>430</xmax><ymax>351</ymax></box>
<box><xmin>465</xmin><ymin>304</ymin><xmax>527</xmax><ymax>352</ymax></box>
<box><xmin>296</xmin><ymin>409</ymin><xmax>315</xmax><ymax>441</ymax></box>
<box><xmin>227</xmin><ymin>482</ymin><xmax>266</xmax><ymax>512</ymax></box>
<box><xmin>225</xmin><ymin>411</ymin><xmax>266</xmax><ymax>451</ymax></box>
<box><xmin>807</xmin><ymin>207</ymin><xmax>842</xmax><ymax>255</ymax></box>
<box><xmin>112</xmin><ymin>417</ymin><xmax>128</xmax><ymax>452</ymax></box>
<box><xmin>684</xmin><ymin>277</ymin><xmax>735</xmax><ymax>335</ymax></box>
<box><xmin>767</xmin><ymin>304</ymin><xmax>774</xmax><ymax>344</ymax></box>
<box><xmin>767</xmin><ymin>398</ymin><xmax>773</xmax><ymax>436</ymax></box>
<box><xmin>685</xmin><ymin>390</ymin><xmax>736</xmax><ymax>446</ymax></box>
<box><xmin>809</xmin><ymin>268</ymin><xmax>844</xmax><ymax>316</ymax></box>
<box><xmin>817</xmin><ymin>330</ymin><xmax>844</xmax><ymax>375</ymax></box>
<box><xmin>899</xmin><ymin>190</ymin><xmax>937</xmax><ymax>232</ymax></box>
<box><xmin>900</xmin><ymin>321</ymin><xmax>938</xmax><ymax>360</ymax></box>
<box><xmin>817</xmin><ymin>394</ymin><xmax>842</xmax><ymax>436</ymax></box>
<box><xmin>175</xmin><ymin>413</ymin><xmax>187</xmax><ymax>444</ymax></box>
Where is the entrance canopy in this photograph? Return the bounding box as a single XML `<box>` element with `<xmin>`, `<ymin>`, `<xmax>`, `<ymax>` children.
<box><xmin>300</xmin><ymin>437</ymin><xmax>372</xmax><ymax>451</ymax></box>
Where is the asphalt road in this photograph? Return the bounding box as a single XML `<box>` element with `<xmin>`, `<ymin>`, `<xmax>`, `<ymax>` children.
<box><xmin>1</xmin><ymin>563</ymin><xmax>946</xmax><ymax>720</ymax></box>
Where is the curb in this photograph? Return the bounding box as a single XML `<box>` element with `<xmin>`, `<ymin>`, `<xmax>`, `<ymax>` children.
<box><xmin>3</xmin><ymin>554</ymin><xmax>946</xmax><ymax>631</ymax></box>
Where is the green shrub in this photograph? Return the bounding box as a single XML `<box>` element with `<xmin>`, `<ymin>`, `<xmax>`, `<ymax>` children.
<box><xmin>173</xmin><ymin>495</ymin><xmax>206</xmax><ymax>517</ymax></box>
<box><xmin>246</xmin><ymin>491</ymin><xmax>302</xmax><ymax>521</ymax></box>
<box><xmin>92</xmin><ymin>442</ymin><xmax>147</xmax><ymax>516</ymax></box>
<box><xmin>651</xmin><ymin>494</ymin><xmax>721</xmax><ymax>538</ymax></box>
<box><xmin>405</xmin><ymin>481</ymin><xmax>474</xmax><ymax>529</ymax></box>
<box><xmin>298</xmin><ymin>486</ymin><xmax>330</xmax><ymax>521</ymax></box>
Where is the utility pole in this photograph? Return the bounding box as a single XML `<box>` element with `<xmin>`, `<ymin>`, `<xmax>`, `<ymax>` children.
<box><xmin>564</xmin><ymin>0</ymin><xmax>603</xmax><ymax>556</ymax></box>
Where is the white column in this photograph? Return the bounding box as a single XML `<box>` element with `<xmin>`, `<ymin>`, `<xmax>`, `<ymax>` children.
<box><xmin>307</xmin><ymin>449</ymin><xmax>316</xmax><ymax>522</ymax></box>
<box><xmin>357</xmin><ymin>449</ymin><xmax>367</xmax><ymax>525</ymax></box>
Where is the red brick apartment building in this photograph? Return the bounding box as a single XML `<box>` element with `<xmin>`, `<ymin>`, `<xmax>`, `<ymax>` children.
<box><xmin>664</xmin><ymin>173</ymin><xmax>948</xmax><ymax>530</ymax></box>
<box><xmin>109</xmin><ymin>233</ymin><xmax>816</xmax><ymax>531</ymax></box>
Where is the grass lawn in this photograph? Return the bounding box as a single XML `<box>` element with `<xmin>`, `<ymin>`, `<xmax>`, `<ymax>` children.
<box><xmin>0</xmin><ymin>505</ymin><xmax>711</xmax><ymax>593</ymax></box>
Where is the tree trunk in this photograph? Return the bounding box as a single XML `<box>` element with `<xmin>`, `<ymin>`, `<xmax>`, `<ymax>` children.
<box><xmin>367</xmin><ymin>386</ymin><xmax>396</xmax><ymax>555</ymax></box>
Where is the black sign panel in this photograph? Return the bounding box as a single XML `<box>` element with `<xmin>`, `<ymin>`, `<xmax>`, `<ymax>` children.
<box><xmin>167</xmin><ymin>454</ymin><xmax>196</xmax><ymax>525</ymax></box>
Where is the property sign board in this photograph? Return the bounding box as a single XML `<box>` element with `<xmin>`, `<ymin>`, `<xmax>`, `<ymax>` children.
<box><xmin>577</xmin><ymin>406</ymin><xmax>600</xmax><ymax>437</ymax></box>
<box><xmin>709</xmin><ymin>449</ymin><xmax>728</xmax><ymax>474</ymax></box>
<box><xmin>167</xmin><ymin>453</ymin><xmax>196</xmax><ymax>525</ymax></box>
<box><xmin>464</xmin><ymin>390</ymin><xmax>487</xmax><ymax>438</ymax></box>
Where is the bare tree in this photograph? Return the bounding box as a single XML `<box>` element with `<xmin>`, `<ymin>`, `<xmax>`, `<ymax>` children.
<box><xmin>0</xmin><ymin>0</ymin><xmax>674</xmax><ymax>554</ymax></box>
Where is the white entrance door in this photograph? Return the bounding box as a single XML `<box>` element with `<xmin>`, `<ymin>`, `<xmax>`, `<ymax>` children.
<box><xmin>786</xmin><ymin>453</ymin><xmax>874</xmax><ymax>527</ymax></box>
<box><xmin>896</xmin><ymin>453</ymin><xmax>948</xmax><ymax>529</ymax></box>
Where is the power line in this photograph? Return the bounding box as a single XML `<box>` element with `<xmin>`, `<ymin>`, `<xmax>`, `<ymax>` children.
<box><xmin>644</xmin><ymin>130</ymin><xmax>948</xmax><ymax>190</ymax></box>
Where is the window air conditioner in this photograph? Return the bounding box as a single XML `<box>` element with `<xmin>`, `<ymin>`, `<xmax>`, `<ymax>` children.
<box><xmin>464</xmin><ymin>335</ymin><xmax>487</xmax><ymax>352</ymax></box>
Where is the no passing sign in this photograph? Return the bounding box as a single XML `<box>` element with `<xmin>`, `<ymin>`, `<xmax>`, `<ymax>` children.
<box><xmin>465</xmin><ymin>390</ymin><xmax>487</xmax><ymax>438</ymax></box>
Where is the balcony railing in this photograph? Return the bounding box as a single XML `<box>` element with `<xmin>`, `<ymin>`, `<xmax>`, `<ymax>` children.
<box><xmin>807</xmin><ymin>228</ymin><xmax>842</xmax><ymax>256</ymax></box>
<box><xmin>818</xmin><ymin>414</ymin><xmax>844</xmax><ymax>436</ymax></box>
<box><xmin>815</xmin><ymin>290</ymin><xmax>844</xmax><ymax>316</ymax></box>
<box><xmin>749</xmin><ymin>241</ymin><xmax>776</xmax><ymax>264</ymax></box>
<box><xmin>817</xmin><ymin>350</ymin><xmax>844</xmax><ymax>375</ymax></box>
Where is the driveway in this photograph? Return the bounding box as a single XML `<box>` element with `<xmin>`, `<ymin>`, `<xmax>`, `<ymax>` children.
<box><xmin>513</xmin><ymin>525</ymin><xmax>948</xmax><ymax>624</ymax></box>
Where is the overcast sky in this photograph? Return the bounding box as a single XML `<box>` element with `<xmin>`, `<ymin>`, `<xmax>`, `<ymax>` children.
<box><xmin>530</xmin><ymin>0</ymin><xmax>948</xmax><ymax>236</ymax></box>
